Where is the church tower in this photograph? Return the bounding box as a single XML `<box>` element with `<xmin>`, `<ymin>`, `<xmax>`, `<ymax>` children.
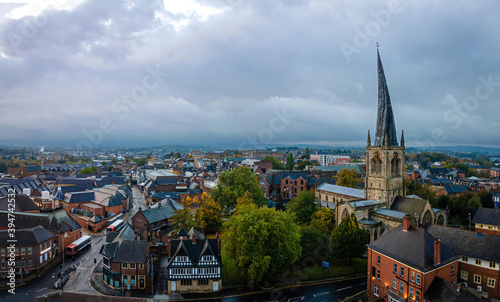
<box><xmin>365</xmin><ymin>49</ymin><xmax>406</xmax><ymax>206</ymax></box>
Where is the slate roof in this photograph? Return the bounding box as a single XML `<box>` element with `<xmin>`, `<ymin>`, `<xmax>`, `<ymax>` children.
<box><xmin>0</xmin><ymin>194</ymin><xmax>40</xmax><ymax>212</ymax></box>
<box><xmin>373</xmin><ymin>209</ymin><xmax>407</xmax><ymax>219</ymax></box>
<box><xmin>316</xmin><ymin>183</ymin><xmax>364</xmax><ymax>199</ymax></box>
<box><xmin>0</xmin><ymin>209</ymin><xmax>81</xmax><ymax>233</ymax></box>
<box><xmin>368</xmin><ymin>224</ymin><xmax>458</xmax><ymax>272</ymax></box>
<box><xmin>156</xmin><ymin>177</ymin><xmax>177</xmax><ymax>185</ymax></box>
<box><xmin>391</xmin><ymin>196</ymin><xmax>429</xmax><ymax>216</ymax></box>
<box><xmin>140</xmin><ymin>204</ymin><xmax>177</xmax><ymax>224</ymax></box>
<box><xmin>177</xmin><ymin>228</ymin><xmax>189</xmax><ymax>237</ymax></box>
<box><xmin>112</xmin><ymin>240</ymin><xmax>147</xmax><ymax>263</ymax></box>
<box><xmin>314</xmin><ymin>165</ymin><xmax>364</xmax><ymax>174</ymax></box>
<box><xmin>168</xmin><ymin>238</ymin><xmax>222</xmax><ymax>267</ymax></box>
<box><xmin>349</xmin><ymin>200</ymin><xmax>384</xmax><ymax>208</ymax></box>
<box><xmin>471</xmin><ymin>207</ymin><xmax>500</xmax><ymax>226</ymax></box>
<box><xmin>428</xmin><ymin>225</ymin><xmax>500</xmax><ymax>263</ymax></box>
<box><xmin>64</xmin><ymin>191</ymin><xmax>95</xmax><ymax>203</ymax></box>
<box><xmin>0</xmin><ymin>225</ymin><xmax>56</xmax><ymax>246</ymax></box>
<box><xmin>56</xmin><ymin>179</ymin><xmax>94</xmax><ymax>190</ymax></box>
<box><xmin>445</xmin><ymin>185</ymin><xmax>472</xmax><ymax>194</ymax></box>
<box><xmin>25</xmin><ymin>165</ymin><xmax>42</xmax><ymax>172</ymax></box>
<box><xmin>187</xmin><ymin>227</ymin><xmax>205</xmax><ymax>240</ymax></box>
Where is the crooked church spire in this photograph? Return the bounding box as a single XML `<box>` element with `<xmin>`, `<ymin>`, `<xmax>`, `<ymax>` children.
<box><xmin>374</xmin><ymin>49</ymin><xmax>398</xmax><ymax>147</ymax></box>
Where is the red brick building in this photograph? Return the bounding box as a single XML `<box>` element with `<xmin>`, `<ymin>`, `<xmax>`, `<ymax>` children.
<box><xmin>367</xmin><ymin>214</ymin><xmax>460</xmax><ymax>301</ymax></box>
<box><xmin>471</xmin><ymin>207</ymin><xmax>500</xmax><ymax>235</ymax></box>
<box><xmin>428</xmin><ymin>225</ymin><xmax>500</xmax><ymax>300</ymax></box>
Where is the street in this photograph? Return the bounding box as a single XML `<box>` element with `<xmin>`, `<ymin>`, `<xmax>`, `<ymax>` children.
<box><xmin>0</xmin><ymin>233</ymin><xmax>104</xmax><ymax>302</ymax></box>
<box><xmin>122</xmin><ymin>186</ymin><xmax>148</xmax><ymax>222</ymax></box>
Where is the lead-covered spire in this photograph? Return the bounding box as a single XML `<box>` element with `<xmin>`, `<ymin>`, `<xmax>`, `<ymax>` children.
<box><xmin>374</xmin><ymin>49</ymin><xmax>398</xmax><ymax>147</ymax></box>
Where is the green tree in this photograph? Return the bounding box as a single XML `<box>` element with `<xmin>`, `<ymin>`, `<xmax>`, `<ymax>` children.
<box><xmin>478</xmin><ymin>191</ymin><xmax>494</xmax><ymax>208</ymax></box>
<box><xmin>79</xmin><ymin>166</ymin><xmax>98</xmax><ymax>174</ymax></box>
<box><xmin>196</xmin><ymin>195</ymin><xmax>222</xmax><ymax>234</ymax></box>
<box><xmin>223</xmin><ymin>205</ymin><xmax>301</xmax><ymax>285</ymax></box>
<box><xmin>310</xmin><ymin>208</ymin><xmax>335</xmax><ymax>232</ymax></box>
<box><xmin>170</xmin><ymin>209</ymin><xmax>198</xmax><ymax>233</ymax></box>
<box><xmin>305</xmin><ymin>147</ymin><xmax>310</xmax><ymax>159</ymax></box>
<box><xmin>287</xmin><ymin>190</ymin><xmax>318</xmax><ymax>224</ymax></box>
<box><xmin>330</xmin><ymin>214</ymin><xmax>366</xmax><ymax>265</ymax></box>
<box><xmin>234</xmin><ymin>191</ymin><xmax>258</xmax><ymax>215</ymax></box>
<box><xmin>299</xmin><ymin>225</ymin><xmax>329</xmax><ymax>262</ymax></box>
<box><xmin>131</xmin><ymin>158</ymin><xmax>146</xmax><ymax>167</ymax></box>
<box><xmin>286</xmin><ymin>153</ymin><xmax>295</xmax><ymax>170</ymax></box>
<box><xmin>336</xmin><ymin>168</ymin><xmax>359</xmax><ymax>188</ymax></box>
<box><xmin>264</xmin><ymin>156</ymin><xmax>285</xmax><ymax>170</ymax></box>
<box><xmin>211</xmin><ymin>166</ymin><xmax>266</xmax><ymax>213</ymax></box>
<box><xmin>296</xmin><ymin>160</ymin><xmax>314</xmax><ymax>170</ymax></box>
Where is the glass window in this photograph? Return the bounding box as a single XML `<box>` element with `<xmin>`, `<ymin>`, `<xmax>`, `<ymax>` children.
<box><xmin>28</xmin><ymin>247</ymin><xmax>32</xmax><ymax>255</ymax></box>
<box><xmin>131</xmin><ymin>275</ymin><xmax>136</xmax><ymax>285</ymax></box>
<box><xmin>376</xmin><ymin>269</ymin><xmax>380</xmax><ymax>280</ymax></box>
<box><xmin>399</xmin><ymin>281</ymin><xmax>404</xmax><ymax>294</ymax></box>
<box><xmin>198</xmin><ymin>279</ymin><xmax>209</xmax><ymax>286</ymax></box>
<box><xmin>489</xmin><ymin>262</ymin><xmax>496</xmax><ymax>269</ymax></box>
<box><xmin>21</xmin><ymin>259</ymin><xmax>26</xmax><ymax>267</ymax></box>
<box><xmin>0</xmin><ymin>248</ymin><xmax>4</xmax><ymax>256</ymax></box>
<box><xmin>377</xmin><ymin>256</ymin><xmax>380</xmax><ymax>265</ymax></box>
<box><xmin>416</xmin><ymin>290</ymin><xmax>420</xmax><ymax>302</ymax></box>
<box><xmin>393</xmin><ymin>263</ymin><xmax>397</xmax><ymax>274</ymax></box>
<box><xmin>409</xmin><ymin>287</ymin><xmax>414</xmax><ymax>300</ymax></box>
<box><xmin>374</xmin><ymin>284</ymin><xmax>379</xmax><ymax>297</ymax></box>
<box><xmin>487</xmin><ymin>278</ymin><xmax>496</xmax><ymax>288</ymax></box>
<box><xmin>122</xmin><ymin>263</ymin><xmax>128</xmax><ymax>269</ymax></box>
<box><xmin>476</xmin><ymin>259</ymin><xmax>482</xmax><ymax>265</ymax></box>
<box><xmin>462</xmin><ymin>256</ymin><xmax>468</xmax><ymax>262</ymax></box>
<box><xmin>393</xmin><ymin>278</ymin><xmax>397</xmax><ymax>290</ymax></box>
<box><xmin>139</xmin><ymin>264</ymin><xmax>144</xmax><ymax>270</ymax></box>
<box><xmin>28</xmin><ymin>259</ymin><xmax>32</xmax><ymax>267</ymax></box>
<box><xmin>1</xmin><ymin>261</ymin><xmax>5</xmax><ymax>269</ymax></box>
<box><xmin>21</xmin><ymin>247</ymin><xmax>25</xmax><ymax>255</ymax></box>
<box><xmin>130</xmin><ymin>263</ymin><xmax>136</xmax><ymax>269</ymax></box>
<box><xmin>474</xmin><ymin>274</ymin><xmax>481</xmax><ymax>284</ymax></box>
<box><xmin>400</xmin><ymin>266</ymin><xmax>404</xmax><ymax>277</ymax></box>
<box><xmin>416</xmin><ymin>274</ymin><xmax>421</xmax><ymax>285</ymax></box>
<box><xmin>460</xmin><ymin>270</ymin><xmax>468</xmax><ymax>280</ymax></box>
<box><xmin>411</xmin><ymin>271</ymin><xmax>415</xmax><ymax>282</ymax></box>
<box><xmin>450</xmin><ymin>265</ymin><xmax>455</xmax><ymax>276</ymax></box>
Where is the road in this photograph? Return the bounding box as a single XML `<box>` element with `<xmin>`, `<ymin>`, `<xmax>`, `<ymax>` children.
<box><xmin>176</xmin><ymin>276</ymin><xmax>367</xmax><ymax>302</ymax></box>
<box><xmin>122</xmin><ymin>186</ymin><xmax>148</xmax><ymax>222</ymax></box>
<box><xmin>0</xmin><ymin>233</ymin><xmax>104</xmax><ymax>302</ymax></box>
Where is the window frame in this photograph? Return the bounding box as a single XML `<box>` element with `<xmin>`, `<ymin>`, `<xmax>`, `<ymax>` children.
<box><xmin>487</xmin><ymin>278</ymin><xmax>496</xmax><ymax>288</ymax></box>
<box><xmin>416</xmin><ymin>273</ymin><xmax>421</xmax><ymax>285</ymax></box>
<box><xmin>474</xmin><ymin>274</ymin><xmax>481</xmax><ymax>284</ymax></box>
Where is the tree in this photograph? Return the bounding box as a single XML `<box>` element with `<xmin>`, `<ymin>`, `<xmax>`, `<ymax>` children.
<box><xmin>286</xmin><ymin>153</ymin><xmax>295</xmax><ymax>170</ymax></box>
<box><xmin>211</xmin><ymin>166</ymin><xmax>266</xmax><ymax>213</ymax></box>
<box><xmin>264</xmin><ymin>156</ymin><xmax>285</xmax><ymax>170</ymax></box>
<box><xmin>330</xmin><ymin>214</ymin><xmax>366</xmax><ymax>265</ymax></box>
<box><xmin>234</xmin><ymin>191</ymin><xmax>258</xmax><ymax>215</ymax></box>
<box><xmin>196</xmin><ymin>195</ymin><xmax>222</xmax><ymax>234</ymax></box>
<box><xmin>299</xmin><ymin>225</ymin><xmax>329</xmax><ymax>262</ymax></box>
<box><xmin>305</xmin><ymin>147</ymin><xmax>310</xmax><ymax>159</ymax></box>
<box><xmin>287</xmin><ymin>190</ymin><xmax>318</xmax><ymax>224</ymax></box>
<box><xmin>170</xmin><ymin>209</ymin><xmax>198</xmax><ymax>233</ymax></box>
<box><xmin>296</xmin><ymin>160</ymin><xmax>313</xmax><ymax>171</ymax></box>
<box><xmin>223</xmin><ymin>205</ymin><xmax>301</xmax><ymax>285</ymax></box>
<box><xmin>310</xmin><ymin>208</ymin><xmax>335</xmax><ymax>232</ymax></box>
<box><xmin>478</xmin><ymin>191</ymin><xmax>494</xmax><ymax>208</ymax></box>
<box><xmin>79</xmin><ymin>166</ymin><xmax>98</xmax><ymax>174</ymax></box>
<box><xmin>336</xmin><ymin>168</ymin><xmax>359</xmax><ymax>188</ymax></box>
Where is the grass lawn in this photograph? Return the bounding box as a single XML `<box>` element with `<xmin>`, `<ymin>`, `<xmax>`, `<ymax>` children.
<box><xmin>283</xmin><ymin>257</ymin><xmax>367</xmax><ymax>282</ymax></box>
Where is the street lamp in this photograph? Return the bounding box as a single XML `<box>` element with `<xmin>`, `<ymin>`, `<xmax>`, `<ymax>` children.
<box><xmin>468</xmin><ymin>213</ymin><xmax>471</xmax><ymax>231</ymax></box>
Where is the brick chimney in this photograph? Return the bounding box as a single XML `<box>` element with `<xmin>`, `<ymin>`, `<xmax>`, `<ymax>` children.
<box><xmin>138</xmin><ymin>207</ymin><xmax>142</xmax><ymax>212</ymax></box>
<box><xmin>192</xmin><ymin>232</ymin><xmax>196</xmax><ymax>244</ymax></box>
<box><xmin>434</xmin><ymin>238</ymin><xmax>441</xmax><ymax>265</ymax></box>
<box><xmin>403</xmin><ymin>214</ymin><xmax>411</xmax><ymax>232</ymax></box>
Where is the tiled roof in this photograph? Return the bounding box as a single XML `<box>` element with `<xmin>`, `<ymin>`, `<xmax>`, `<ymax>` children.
<box><xmin>391</xmin><ymin>196</ymin><xmax>429</xmax><ymax>217</ymax></box>
<box><xmin>428</xmin><ymin>225</ymin><xmax>500</xmax><ymax>263</ymax></box>
<box><xmin>168</xmin><ymin>238</ymin><xmax>221</xmax><ymax>267</ymax></box>
<box><xmin>112</xmin><ymin>240</ymin><xmax>147</xmax><ymax>263</ymax></box>
<box><xmin>0</xmin><ymin>209</ymin><xmax>81</xmax><ymax>233</ymax></box>
<box><xmin>471</xmin><ymin>207</ymin><xmax>500</xmax><ymax>226</ymax></box>
<box><xmin>373</xmin><ymin>209</ymin><xmax>407</xmax><ymax>219</ymax></box>
<box><xmin>444</xmin><ymin>185</ymin><xmax>471</xmax><ymax>194</ymax></box>
<box><xmin>140</xmin><ymin>205</ymin><xmax>177</xmax><ymax>224</ymax></box>
<box><xmin>0</xmin><ymin>194</ymin><xmax>40</xmax><ymax>212</ymax></box>
<box><xmin>0</xmin><ymin>225</ymin><xmax>56</xmax><ymax>246</ymax></box>
<box><xmin>368</xmin><ymin>224</ymin><xmax>458</xmax><ymax>272</ymax></box>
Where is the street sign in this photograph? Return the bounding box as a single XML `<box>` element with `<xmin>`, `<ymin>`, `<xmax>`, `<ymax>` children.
<box><xmin>322</xmin><ymin>261</ymin><xmax>330</xmax><ymax>269</ymax></box>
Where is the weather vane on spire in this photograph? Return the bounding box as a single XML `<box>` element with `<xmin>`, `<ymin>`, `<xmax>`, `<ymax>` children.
<box><xmin>376</xmin><ymin>42</ymin><xmax>380</xmax><ymax>49</ymax></box>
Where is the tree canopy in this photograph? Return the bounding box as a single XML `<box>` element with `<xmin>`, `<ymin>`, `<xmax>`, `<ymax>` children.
<box><xmin>223</xmin><ymin>205</ymin><xmax>301</xmax><ymax>285</ymax></box>
<box><xmin>286</xmin><ymin>190</ymin><xmax>318</xmax><ymax>224</ymax></box>
<box><xmin>79</xmin><ymin>166</ymin><xmax>98</xmax><ymax>174</ymax></box>
<box><xmin>196</xmin><ymin>194</ymin><xmax>222</xmax><ymax>234</ymax></box>
<box><xmin>336</xmin><ymin>168</ymin><xmax>359</xmax><ymax>188</ymax></box>
<box><xmin>264</xmin><ymin>156</ymin><xmax>285</xmax><ymax>170</ymax></box>
<box><xmin>286</xmin><ymin>153</ymin><xmax>295</xmax><ymax>170</ymax></box>
<box><xmin>330</xmin><ymin>214</ymin><xmax>366</xmax><ymax>265</ymax></box>
<box><xmin>305</xmin><ymin>147</ymin><xmax>310</xmax><ymax>159</ymax></box>
<box><xmin>309</xmin><ymin>208</ymin><xmax>335</xmax><ymax>233</ymax></box>
<box><xmin>211</xmin><ymin>166</ymin><xmax>266</xmax><ymax>213</ymax></box>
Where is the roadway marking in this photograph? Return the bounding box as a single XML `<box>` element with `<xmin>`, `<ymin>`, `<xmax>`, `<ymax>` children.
<box><xmin>313</xmin><ymin>292</ymin><xmax>329</xmax><ymax>297</ymax></box>
<box><xmin>36</xmin><ymin>287</ymin><xmax>48</xmax><ymax>292</ymax></box>
<box><xmin>359</xmin><ymin>282</ymin><xmax>367</xmax><ymax>285</ymax></box>
<box><xmin>337</xmin><ymin>286</ymin><xmax>352</xmax><ymax>291</ymax></box>
<box><xmin>287</xmin><ymin>297</ymin><xmax>305</xmax><ymax>302</ymax></box>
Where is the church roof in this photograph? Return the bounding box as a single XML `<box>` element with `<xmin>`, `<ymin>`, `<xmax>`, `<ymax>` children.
<box><xmin>374</xmin><ymin>49</ymin><xmax>398</xmax><ymax>147</ymax></box>
<box><xmin>316</xmin><ymin>183</ymin><xmax>364</xmax><ymax>199</ymax></box>
<box><xmin>391</xmin><ymin>196</ymin><xmax>429</xmax><ymax>216</ymax></box>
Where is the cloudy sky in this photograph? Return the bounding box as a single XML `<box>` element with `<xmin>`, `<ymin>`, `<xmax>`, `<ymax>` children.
<box><xmin>0</xmin><ymin>0</ymin><xmax>499</xmax><ymax>149</ymax></box>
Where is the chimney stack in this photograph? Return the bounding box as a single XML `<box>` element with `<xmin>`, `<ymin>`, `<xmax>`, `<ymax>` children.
<box><xmin>192</xmin><ymin>232</ymin><xmax>196</xmax><ymax>244</ymax></box>
<box><xmin>216</xmin><ymin>232</ymin><xmax>221</xmax><ymax>252</ymax></box>
<box><xmin>403</xmin><ymin>214</ymin><xmax>411</xmax><ymax>232</ymax></box>
<box><xmin>434</xmin><ymin>239</ymin><xmax>441</xmax><ymax>265</ymax></box>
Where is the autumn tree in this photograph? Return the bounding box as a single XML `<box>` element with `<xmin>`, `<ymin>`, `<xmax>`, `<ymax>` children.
<box><xmin>223</xmin><ymin>205</ymin><xmax>301</xmax><ymax>285</ymax></box>
<box><xmin>286</xmin><ymin>153</ymin><xmax>295</xmax><ymax>170</ymax></box>
<box><xmin>170</xmin><ymin>209</ymin><xmax>198</xmax><ymax>233</ymax></box>
<box><xmin>196</xmin><ymin>195</ymin><xmax>222</xmax><ymax>234</ymax></box>
<box><xmin>234</xmin><ymin>191</ymin><xmax>258</xmax><ymax>215</ymax></box>
<box><xmin>336</xmin><ymin>168</ymin><xmax>359</xmax><ymax>188</ymax></box>
<box><xmin>330</xmin><ymin>214</ymin><xmax>365</xmax><ymax>265</ymax></box>
<box><xmin>309</xmin><ymin>208</ymin><xmax>335</xmax><ymax>232</ymax></box>
<box><xmin>287</xmin><ymin>190</ymin><xmax>318</xmax><ymax>224</ymax></box>
<box><xmin>211</xmin><ymin>166</ymin><xmax>266</xmax><ymax>213</ymax></box>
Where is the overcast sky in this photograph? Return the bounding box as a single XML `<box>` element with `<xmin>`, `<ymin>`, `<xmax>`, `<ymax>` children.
<box><xmin>0</xmin><ymin>0</ymin><xmax>499</xmax><ymax>149</ymax></box>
